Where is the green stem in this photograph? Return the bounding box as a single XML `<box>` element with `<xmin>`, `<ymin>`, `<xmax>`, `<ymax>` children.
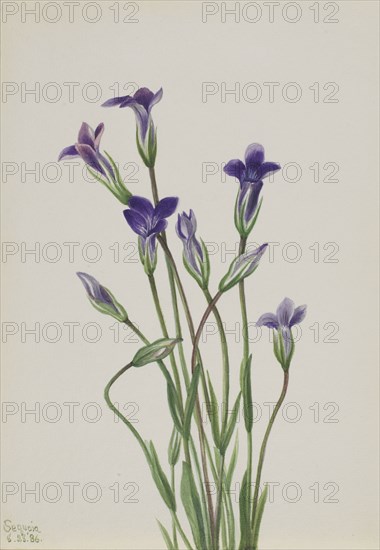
<box><xmin>203</xmin><ymin>287</ymin><xmax>230</xmax><ymax>433</ymax></box>
<box><xmin>251</xmin><ymin>370</ymin><xmax>289</xmax><ymax>528</ymax></box>
<box><xmin>148</xmin><ymin>274</ymin><xmax>184</xmax><ymax>414</ymax></box>
<box><xmin>156</xmin><ymin>235</ymin><xmax>216</xmax><ymax>547</ymax></box>
<box><xmin>238</xmin><ymin>235</ymin><xmax>254</xmax><ymax>547</ymax></box>
<box><xmin>148</xmin><ymin>167</ymin><xmax>189</xmax><ymax>390</ymax></box>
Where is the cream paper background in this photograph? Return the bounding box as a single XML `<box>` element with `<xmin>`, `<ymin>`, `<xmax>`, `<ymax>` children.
<box><xmin>1</xmin><ymin>1</ymin><xmax>379</xmax><ymax>549</ymax></box>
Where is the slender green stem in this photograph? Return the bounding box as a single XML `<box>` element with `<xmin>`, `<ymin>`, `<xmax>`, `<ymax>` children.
<box><xmin>148</xmin><ymin>274</ymin><xmax>184</xmax><ymax>413</ymax></box>
<box><xmin>202</xmin><ymin>287</ymin><xmax>230</xmax><ymax>549</ymax></box>
<box><xmin>239</xmin><ymin>236</ymin><xmax>249</xmax><ymax>361</ymax></box>
<box><xmin>251</xmin><ymin>370</ymin><xmax>289</xmax><ymax>528</ymax></box>
<box><xmin>238</xmin><ymin>235</ymin><xmax>254</xmax><ymax>547</ymax></box>
<box><xmin>190</xmin><ymin>290</ymin><xmax>223</xmax><ymax>549</ymax></box>
<box><xmin>148</xmin><ymin>167</ymin><xmax>189</xmax><ymax>390</ymax></box>
<box><xmin>203</xmin><ymin>287</ymin><xmax>230</xmax><ymax>432</ymax></box>
<box><xmin>171</xmin><ymin>465</ymin><xmax>179</xmax><ymax>549</ymax></box>
<box><xmin>156</xmin><ymin>228</ymin><xmax>217</xmax><ymax>547</ymax></box>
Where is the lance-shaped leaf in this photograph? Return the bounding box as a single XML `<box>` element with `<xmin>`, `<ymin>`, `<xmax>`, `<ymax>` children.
<box><xmin>168</xmin><ymin>428</ymin><xmax>182</xmax><ymax>467</ymax></box>
<box><xmin>225</xmin><ymin>434</ymin><xmax>239</xmax><ymax>490</ymax></box>
<box><xmin>157</xmin><ymin>520</ymin><xmax>175</xmax><ymax>550</ymax></box>
<box><xmin>219</xmin><ymin>244</ymin><xmax>268</xmax><ymax>293</ymax></box>
<box><xmin>238</xmin><ymin>470</ymin><xmax>250</xmax><ymax>550</ymax></box>
<box><xmin>206</xmin><ymin>371</ymin><xmax>221</xmax><ymax>449</ymax></box>
<box><xmin>132</xmin><ymin>338</ymin><xmax>181</xmax><ymax>367</ymax></box>
<box><xmin>240</xmin><ymin>355</ymin><xmax>253</xmax><ymax>433</ymax></box>
<box><xmin>252</xmin><ymin>485</ymin><xmax>268</xmax><ymax>550</ymax></box>
<box><xmin>180</xmin><ymin>461</ymin><xmax>206</xmax><ymax>550</ymax></box>
<box><xmin>183</xmin><ymin>364</ymin><xmax>201</xmax><ymax>440</ymax></box>
<box><xmin>220</xmin><ymin>392</ymin><xmax>242</xmax><ymax>455</ymax></box>
<box><xmin>148</xmin><ymin>441</ymin><xmax>176</xmax><ymax>511</ymax></box>
<box><xmin>167</xmin><ymin>380</ymin><xmax>184</xmax><ymax>434</ymax></box>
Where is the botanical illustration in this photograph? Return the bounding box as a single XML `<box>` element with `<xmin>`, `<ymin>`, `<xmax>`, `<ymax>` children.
<box><xmin>59</xmin><ymin>86</ymin><xmax>307</xmax><ymax>550</ymax></box>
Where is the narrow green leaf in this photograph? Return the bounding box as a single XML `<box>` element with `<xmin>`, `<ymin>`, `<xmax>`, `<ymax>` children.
<box><xmin>183</xmin><ymin>364</ymin><xmax>201</xmax><ymax>440</ymax></box>
<box><xmin>148</xmin><ymin>441</ymin><xmax>176</xmax><ymax>511</ymax></box>
<box><xmin>168</xmin><ymin>428</ymin><xmax>182</xmax><ymax>466</ymax></box>
<box><xmin>207</xmin><ymin>371</ymin><xmax>220</xmax><ymax>448</ymax></box>
<box><xmin>225</xmin><ymin>434</ymin><xmax>239</xmax><ymax>490</ymax></box>
<box><xmin>180</xmin><ymin>461</ymin><xmax>206</xmax><ymax>550</ymax></box>
<box><xmin>167</xmin><ymin>381</ymin><xmax>184</xmax><ymax>434</ymax></box>
<box><xmin>220</xmin><ymin>393</ymin><xmax>242</xmax><ymax>454</ymax></box>
<box><xmin>241</xmin><ymin>355</ymin><xmax>253</xmax><ymax>433</ymax></box>
<box><xmin>157</xmin><ymin>520</ymin><xmax>175</xmax><ymax>550</ymax></box>
<box><xmin>252</xmin><ymin>485</ymin><xmax>268</xmax><ymax>550</ymax></box>
<box><xmin>238</xmin><ymin>470</ymin><xmax>249</xmax><ymax>550</ymax></box>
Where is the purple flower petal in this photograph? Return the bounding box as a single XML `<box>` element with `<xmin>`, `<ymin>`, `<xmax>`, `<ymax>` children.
<box><xmin>259</xmin><ymin>162</ymin><xmax>281</xmax><ymax>179</ymax></box>
<box><xmin>224</xmin><ymin>159</ymin><xmax>245</xmax><ymax>184</ymax></box>
<box><xmin>123</xmin><ymin>209</ymin><xmax>148</xmax><ymax>237</ymax></box>
<box><xmin>101</xmin><ymin>96</ymin><xmax>129</xmax><ymax>107</ymax></box>
<box><xmin>239</xmin><ymin>181</ymin><xmax>263</xmax><ymax>223</ymax></box>
<box><xmin>281</xmin><ymin>326</ymin><xmax>292</xmax><ymax>357</ymax></box>
<box><xmin>75</xmin><ymin>143</ymin><xmax>105</xmax><ymax>175</ymax></box>
<box><xmin>77</xmin><ymin>272</ymin><xmax>115</xmax><ymax>309</ymax></box>
<box><xmin>148</xmin><ymin>88</ymin><xmax>163</xmax><ymax>112</ymax></box>
<box><xmin>155</xmin><ymin>197</ymin><xmax>179</xmax><ymax>220</ymax></box>
<box><xmin>128</xmin><ymin>196</ymin><xmax>155</xmax><ymax>220</ymax></box>
<box><xmin>245</xmin><ymin>143</ymin><xmax>264</xmax><ymax>169</ymax></box>
<box><xmin>94</xmin><ymin>123</ymin><xmax>105</xmax><ymax>150</ymax></box>
<box><xmin>150</xmin><ymin>218</ymin><xmax>167</xmax><ymax>235</ymax></box>
<box><xmin>78</xmin><ymin>122</ymin><xmax>95</xmax><ymax>148</ymax></box>
<box><xmin>290</xmin><ymin>305</ymin><xmax>307</xmax><ymax>327</ymax></box>
<box><xmin>133</xmin><ymin>87</ymin><xmax>155</xmax><ymax>112</ymax></box>
<box><xmin>58</xmin><ymin>145</ymin><xmax>78</xmax><ymax>161</ymax></box>
<box><xmin>121</xmin><ymin>101</ymin><xmax>150</xmax><ymax>141</ymax></box>
<box><xmin>176</xmin><ymin>210</ymin><xmax>197</xmax><ymax>241</ymax></box>
<box><xmin>256</xmin><ymin>312</ymin><xmax>279</xmax><ymax>329</ymax></box>
<box><xmin>276</xmin><ymin>297</ymin><xmax>295</xmax><ymax>327</ymax></box>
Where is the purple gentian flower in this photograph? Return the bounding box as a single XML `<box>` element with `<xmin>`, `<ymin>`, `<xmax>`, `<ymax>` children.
<box><xmin>58</xmin><ymin>122</ymin><xmax>131</xmax><ymax>204</ymax></box>
<box><xmin>123</xmin><ymin>195</ymin><xmax>178</xmax><ymax>274</ymax></box>
<box><xmin>77</xmin><ymin>272</ymin><xmax>127</xmax><ymax>322</ymax></box>
<box><xmin>257</xmin><ymin>297</ymin><xmax>307</xmax><ymax>368</ymax></box>
<box><xmin>224</xmin><ymin>143</ymin><xmax>281</xmax><ymax>237</ymax></box>
<box><xmin>176</xmin><ymin>210</ymin><xmax>209</xmax><ymax>288</ymax></box>
<box><xmin>102</xmin><ymin>87</ymin><xmax>163</xmax><ymax>168</ymax></box>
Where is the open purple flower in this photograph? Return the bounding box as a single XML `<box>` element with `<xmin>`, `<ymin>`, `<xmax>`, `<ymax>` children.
<box><xmin>257</xmin><ymin>297</ymin><xmax>307</xmax><ymax>368</ymax></box>
<box><xmin>224</xmin><ymin>143</ymin><xmax>281</xmax><ymax>237</ymax></box>
<box><xmin>58</xmin><ymin>122</ymin><xmax>131</xmax><ymax>204</ymax></box>
<box><xmin>102</xmin><ymin>87</ymin><xmax>163</xmax><ymax>168</ymax></box>
<box><xmin>77</xmin><ymin>272</ymin><xmax>127</xmax><ymax>321</ymax></box>
<box><xmin>124</xmin><ymin>195</ymin><xmax>178</xmax><ymax>274</ymax></box>
<box><xmin>176</xmin><ymin>210</ymin><xmax>209</xmax><ymax>288</ymax></box>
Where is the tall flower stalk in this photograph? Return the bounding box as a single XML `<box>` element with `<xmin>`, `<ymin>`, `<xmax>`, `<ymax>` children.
<box><xmin>63</xmin><ymin>85</ymin><xmax>308</xmax><ymax>550</ymax></box>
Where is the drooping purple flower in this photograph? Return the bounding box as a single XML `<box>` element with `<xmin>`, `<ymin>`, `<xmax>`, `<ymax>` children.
<box><xmin>176</xmin><ymin>210</ymin><xmax>209</xmax><ymax>288</ymax></box>
<box><xmin>257</xmin><ymin>297</ymin><xmax>307</xmax><ymax>366</ymax></box>
<box><xmin>77</xmin><ymin>272</ymin><xmax>127</xmax><ymax>321</ymax></box>
<box><xmin>123</xmin><ymin>195</ymin><xmax>178</xmax><ymax>274</ymax></box>
<box><xmin>224</xmin><ymin>143</ymin><xmax>281</xmax><ymax>237</ymax></box>
<box><xmin>102</xmin><ymin>87</ymin><xmax>163</xmax><ymax>167</ymax></box>
<box><xmin>58</xmin><ymin>122</ymin><xmax>131</xmax><ymax>204</ymax></box>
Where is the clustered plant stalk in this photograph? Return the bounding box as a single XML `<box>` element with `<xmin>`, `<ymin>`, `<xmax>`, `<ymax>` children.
<box><xmin>60</xmin><ymin>86</ymin><xmax>307</xmax><ymax>550</ymax></box>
